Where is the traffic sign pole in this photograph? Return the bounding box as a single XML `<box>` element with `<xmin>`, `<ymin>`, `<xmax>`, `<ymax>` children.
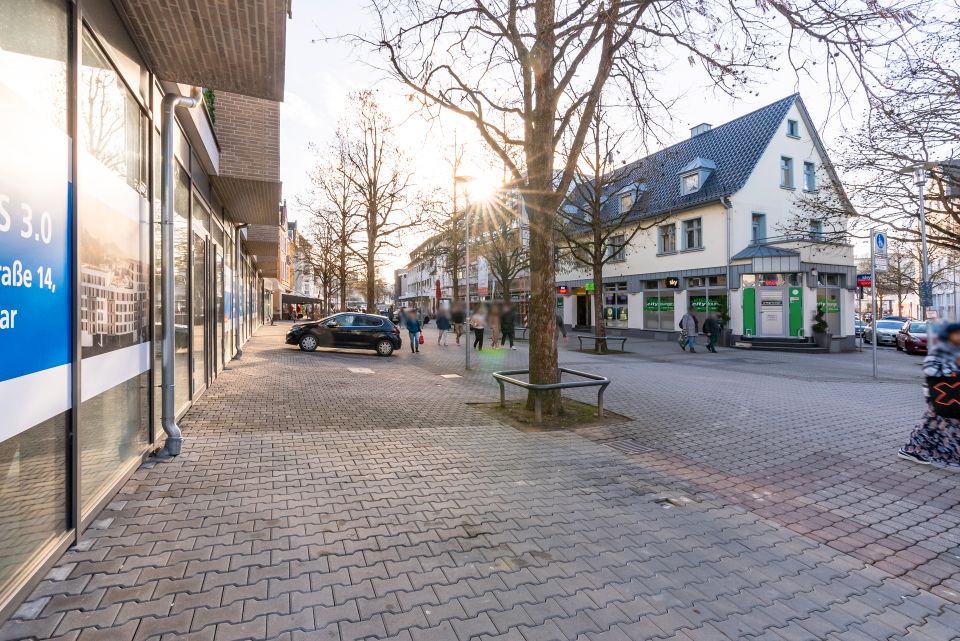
<box><xmin>871</xmin><ymin>231</ymin><xmax>878</xmax><ymax>379</ymax></box>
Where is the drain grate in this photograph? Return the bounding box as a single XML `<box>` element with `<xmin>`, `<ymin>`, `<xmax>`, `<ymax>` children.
<box><xmin>603</xmin><ymin>438</ymin><xmax>654</xmax><ymax>455</ymax></box>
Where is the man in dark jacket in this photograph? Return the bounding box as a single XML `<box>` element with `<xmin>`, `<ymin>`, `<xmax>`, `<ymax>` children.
<box><xmin>450</xmin><ymin>305</ymin><xmax>466</xmax><ymax>345</ymax></box>
<box><xmin>703</xmin><ymin>313</ymin><xmax>722</xmax><ymax>353</ymax></box>
<box><xmin>500</xmin><ymin>304</ymin><xmax>517</xmax><ymax>350</ymax></box>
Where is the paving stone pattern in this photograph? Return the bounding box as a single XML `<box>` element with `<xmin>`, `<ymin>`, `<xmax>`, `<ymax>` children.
<box><xmin>3</xmin><ymin>324</ymin><xmax>959</xmax><ymax>641</ymax></box>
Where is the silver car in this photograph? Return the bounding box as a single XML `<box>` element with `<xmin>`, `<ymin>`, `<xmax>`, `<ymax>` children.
<box><xmin>863</xmin><ymin>320</ymin><xmax>903</xmax><ymax>346</ymax></box>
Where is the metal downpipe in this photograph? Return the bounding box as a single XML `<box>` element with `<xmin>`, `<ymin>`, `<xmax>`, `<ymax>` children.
<box><xmin>160</xmin><ymin>87</ymin><xmax>202</xmax><ymax>457</ymax></box>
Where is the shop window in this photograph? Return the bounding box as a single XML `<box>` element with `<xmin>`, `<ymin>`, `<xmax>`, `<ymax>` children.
<box><xmin>686</xmin><ymin>277</ymin><xmax>705</xmax><ymax>288</ymax></box>
<box><xmin>742</xmin><ymin>274</ymin><xmax>757</xmax><ymax>287</ymax></box>
<box><xmin>817</xmin><ymin>289</ymin><xmax>842</xmax><ymax>335</ymax></box>
<box><xmin>78</xmin><ymin>27</ymin><xmax>150</xmax><ymax>511</ymax></box>
<box><xmin>643</xmin><ymin>283</ymin><xmax>675</xmax><ymax>330</ymax></box>
<box><xmin>603</xmin><ymin>282</ymin><xmax>629</xmax><ymax>328</ymax></box>
<box><xmin>709</xmin><ymin>275</ymin><xmax>727</xmax><ymax>287</ymax></box>
<box><xmin>780</xmin><ymin>157</ymin><xmax>794</xmax><ymax>189</ymax></box>
<box><xmin>658</xmin><ymin>223</ymin><xmax>676</xmax><ymax>254</ymax></box>
<box><xmin>682</xmin><ymin>218</ymin><xmax>702</xmax><ymax>250</ymax></box>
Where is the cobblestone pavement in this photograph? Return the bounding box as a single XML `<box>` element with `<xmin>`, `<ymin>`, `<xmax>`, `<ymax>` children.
<box><xmin>3</xmin><ymin>323</ymin><xmax>960</xmax><ymax>641</ymax></box>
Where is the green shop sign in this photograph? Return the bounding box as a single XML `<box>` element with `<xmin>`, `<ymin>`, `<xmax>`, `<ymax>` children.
<box><xmin>584</xmin><ymin>282</ymin><xmax>595</xmax><ymax>291</ymax></box>
<box><xmin>689</xmin><ymin>296</ymin><xmax>723</xmax><ymax>313</ymax></box>
<box><xmin>817</xmin><ymin>298</ymin><xmax>840</xmax><ymax>314</ymax></box>
<box><xmin>644</xmin><ymin>296</ymin><xmax>675</xmax><ymax>312</ymax></box>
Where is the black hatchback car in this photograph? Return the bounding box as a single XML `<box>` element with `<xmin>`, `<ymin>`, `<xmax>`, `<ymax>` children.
<box><xmin>286</xmin><ymin>313</ymin><xmax>401</xmax><ymax>356</ymax></box>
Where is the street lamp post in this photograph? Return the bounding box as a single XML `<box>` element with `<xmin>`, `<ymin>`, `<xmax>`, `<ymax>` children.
<box><xmin>456</xmin><ymin>175</ymin><xmax>474</xmax><ymax>370</ymax></box>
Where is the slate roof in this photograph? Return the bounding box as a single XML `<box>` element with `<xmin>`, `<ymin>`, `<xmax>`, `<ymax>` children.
<box><xmin>568</xmin><ymin>94</ymin><xmax>800</xmax><ymax>222</ymax></box>
<box><xmin>730</xmin><ymin>245</ymin><xmax>799</xmax><ymax>261</ymax></box>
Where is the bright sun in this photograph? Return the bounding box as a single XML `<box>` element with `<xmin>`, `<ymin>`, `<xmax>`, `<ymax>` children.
<box><xmin>466</xmin><ymin>172</ymin><xmax>502</xmax><ymax>202</ymax></box>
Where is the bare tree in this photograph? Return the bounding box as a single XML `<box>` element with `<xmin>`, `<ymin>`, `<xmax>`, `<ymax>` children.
<box><xmin>340</xmin><ymin>91</ymin><xmax>423</xmax><ymax>313</ymax></box>
<box><xmin>301</xmin><ymin>138</ymin><xmax>365</xmax><ymax>312</ymax></box>
<box><xmin>477</xmin><ymin>193</ymin><xmax>528</xmax><ymax>303</ymax></box>
<box><xmin>425</xmin><ymin>143</ymin><xmax>467</xmax><ymax>302</ymax></box>
<box><xmin>556</xmin><ymin>105</ymin><xmax>668</xmax><ymax>353</ymax></box>
<box><xmin>367</xmin><ymin>0</ymin><xmax>918</xmax><ymax>415</ymax></box>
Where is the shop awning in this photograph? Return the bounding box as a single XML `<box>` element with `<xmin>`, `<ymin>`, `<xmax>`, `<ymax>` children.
<box><xmin>282</xmin><ymin>294</ymin><xmax>323</xmax><ymax>306</ymax></box>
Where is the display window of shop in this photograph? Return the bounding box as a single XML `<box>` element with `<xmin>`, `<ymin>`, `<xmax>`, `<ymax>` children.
<box><xmin>817</xmin><ymin>275</ymin><xmax>843</xmax><ymax>335</ymax></box>
<box><xmin>603</xmin><ymin>282</ymin><xmax>628</xmax><ymax>328</ymax></box>
<box><xmin>686</xmin><ymin>275</ymin><xmax>727</xmax><ymax>330</ymax></box>
<box><xmin>0</xmin><ymin>0</ymin><xmax>71</xmax><ymax>596</ymax></box>
<box><xmin>77</xmin><ymin>27</ymin><xmax>150</xmax><ymax>513</ymax></box>
<box><xmin>643</xmin><ymin>280</ymin><xmax>676</xmax><ymax>330</ymax></box>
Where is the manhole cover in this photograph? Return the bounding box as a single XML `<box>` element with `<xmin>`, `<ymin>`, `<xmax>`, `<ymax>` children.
<box><xmin>603</xmin><ymin>438</ymin><xmax>653</xmax><ymax>455</ymax></box>
<box><xmin>348</xmin><ymin>367</ymin><xmax>374</xmax><ymax>374</ymax></box>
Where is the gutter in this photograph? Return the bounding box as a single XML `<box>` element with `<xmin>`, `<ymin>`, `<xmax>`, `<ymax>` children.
<box><xmin>722</xmin><ymin>196</ymin><xmax>733</xmax><ymax>289</ymax></box>
<box><xmin>160</xmin><ymin>87</ymin><xmax>202</xmax><ymax>457</ymax></box>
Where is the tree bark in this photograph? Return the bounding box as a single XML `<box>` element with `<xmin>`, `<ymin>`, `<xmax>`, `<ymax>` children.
<box><xmin>592</xmin><ymin>259</ymin><xmax>606</xmax><ymax>353</ymax></box>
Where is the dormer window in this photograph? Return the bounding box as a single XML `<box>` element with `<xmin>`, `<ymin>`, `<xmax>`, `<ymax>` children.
<box><xmin>619</xmin><ymin>192</ymin><xmax>634</xmax><ymax>213</ymax></box>
<box><xmin>677</xmin><ymin>157</ymin><xmax>715</xmax><ymax>195</ymax></box>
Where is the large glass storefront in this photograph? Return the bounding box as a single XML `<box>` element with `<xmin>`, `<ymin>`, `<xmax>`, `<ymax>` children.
<box><xmin>0</xmin><ymin>0</ymin><xmax>70</xmax><ymax>594</ymax></box>
<box><xmin>686</xmin><ymin>275</ymin><xmax>728</xmax><ymax>330</ymax></box>
<box><xmin>643</xmin><ymin>280</ymin><xmax>677</xmax><ymax>330</ymax></box>
<box><xmin>0</xmin><ymin>0</ymin><xmax>266</xmax><ymax>612</ymax></box>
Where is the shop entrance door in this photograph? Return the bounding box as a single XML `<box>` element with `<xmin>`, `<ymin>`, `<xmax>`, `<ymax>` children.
<box><xmin>760</xmin><ymin>289</ymin><xmax>785</xmax><ymax>336</ymax></box>
<box><xmin>576</xmin><ymin>295</ymin><xmax>592</xmax><ymax>328</ymax></box>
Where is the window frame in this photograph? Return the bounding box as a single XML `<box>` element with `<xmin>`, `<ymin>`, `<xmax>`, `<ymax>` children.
<box><xmin>618</xmin><ymin>192</ymin><xmax>634</xmax><ymax>214</ymax></box>
<box><xmin>808</xmin><ymin>219</ymin><xmax>824</xmax><ymax>240</ymax></box>
<box><xmin>682</xmin><ymin>173</ymin><xmax>699</xmax><ymax>194</ymax></box>
<box><xmin>751</xmin><ymin>212</ymin><xmax>766</xmax><ymax>245</ymax></box>
<box><xmin>658</xmin><ymin>223</ymin><xmax>677</xmax><ymax>255</ymax></box>
<box><xmin>780</xmin><ymin>156</ymin><xmax>794</xmax><ymax>189</ymax></box>
<box><xmin>681</xmin><ymin>217</ymin><xmax>703</xmax><ymax>251</ymax></box>
<box><xmin>787</xmin><ymin>119</ymin><xmax>800</xmax><ymax>138</ymax></box>
<box><xmin>606</xmin><ymin>234</ymin><xmax>626</xmax><ymax>262</ymax></box>
<box><xmin>803</xmin><ymin>161</ymin><xmax>816</xmax><ymax>192</ymax></box>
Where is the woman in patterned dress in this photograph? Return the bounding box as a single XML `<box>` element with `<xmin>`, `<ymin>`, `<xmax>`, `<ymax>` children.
<box><xmin>899</xmin><ymin>322</ymin><xmax>960</xmax><ymax>467</ymax></box>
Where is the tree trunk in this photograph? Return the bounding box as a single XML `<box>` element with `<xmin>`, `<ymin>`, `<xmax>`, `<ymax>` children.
<box><xmin>525</xmin><ymin>191</ymin><xmax>560</xmax><ymax>414</ymax></box>
<box><xmin>592</xmin><ymin>260</ymin><xmax>606</xmax><ymax>353</ymax></box>
<box><xmin>366</xmin><ymin>229</ymin><xmax>376</xmax><ymax>313</ymax></box>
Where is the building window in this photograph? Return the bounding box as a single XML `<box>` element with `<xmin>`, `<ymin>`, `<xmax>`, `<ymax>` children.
<box><xmin>751</xmin><ymin>213</ymin><xmax>766</xmax><ymax>244</ymax></box>
<box><xmin>619</xmin><ymin>192</ymin><xmax>633</xmax><ymax>213</ymax></box>
<box><xmin>780</xmin><ymin>156</ymin><xmax>794</xmax><ymax>189</ymax></box>
<box><xmin>809</xmin><ymin>219</ymin><xmax>824</xmax><ymax>240</ymax></box>
<box><xmin>606</xmin><ymin>234</ymin><xmax>626</xmax><ymax>262</ymax></box>
<box><xmin>658</xmin><ymin>224</ymin><xmax>677</xmax><ymax>254</ymax></box>
<box><xmin>682</xmin><ymin>218</ymin><xmax>702</xmax><ymax>250</ymax></box>
<box><xmin>787</xmin><ymin>119</ymin><xmax>799</xmax><ymax>138</ymax></box>
<box><xmin>682</xmin><ymin>173</ymin><xmax>699</xmax><ymax>194</ymax></box>
<box><xmin>803</xmin><ymin>161</ymin><xmax>816</xmax><ymax>191</ymax></box>
<box><xmin>603</xmin><ymin>282</ymin><xmax>629</xmax><ymax>328</ymax></box>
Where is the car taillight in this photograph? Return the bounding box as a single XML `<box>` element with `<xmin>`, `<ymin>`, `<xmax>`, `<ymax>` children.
<box><xmin>390</xmin><ymin>326</ymin><xmax>399</xmax><ymax>334</ymax></box>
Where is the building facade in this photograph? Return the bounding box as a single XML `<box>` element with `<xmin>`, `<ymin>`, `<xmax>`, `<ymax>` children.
<box><xmin>0</xmin><ymin>0</ymin><xmax>288</xmax><ymax>620</ymax></box>
<box><xmin>556</xmin><ymin>94</ymin><xmax>857</xmax><ymax>349</ymax></box>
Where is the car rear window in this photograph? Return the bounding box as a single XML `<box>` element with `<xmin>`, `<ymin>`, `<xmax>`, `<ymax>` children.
<box><xmin>360</xmin><ymin>316</ymin><xmax>384</xmax><ymax>326</ymax></box>
<box><xmin>876</xmin><ymin>321</ymin><xmax>902</xmax><ymax>329</ymax></box>
<box><xmin>910</xmin><ymin>324</ymin><xmax>927</xmax><ymax>333</ymax></box>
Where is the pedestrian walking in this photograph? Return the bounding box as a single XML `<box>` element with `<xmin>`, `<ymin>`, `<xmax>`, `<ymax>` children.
<box><xmin>451</xmin><ymin>305</ymin><xmax>466</xmax><ymax>345</ymax></box>
<box><xmin>899</xmin><ymin>322</ymin><xmax>960</xmax><ymax>467</ymax></box>
<box><xmin>404</xmin><ymin>311</ymin><xmax>422</xmax><ymax>353</ymax></box>
<box><xmin>470</xmin><ymin>308</ymin><xmax>487</xmax><ymax>351</ymax></box>
<box><xmin>679</xmin><ymin>308</ymin><xmax>698</xmax><ymax>353</ymax></box>
<box><xmin>501</xmin><ymin>304</ymin><xmax>517</xmax><ymax>350</ymax></box>
<box><xmin>555</xmin><ymin>310</ymin><xmax>568</xmax><ymax>344</ymax></box>
<box><xmin>489</xmin><ymin>303</ymin><xmax>502</xmax><ymax>348</ymax></box>
<box><xmin>436</xmin><ymin>309</ymin><xmax>451</xmax><ymax>346</ymax></box>
<box><xmin>703</xmin><ymin>313</ymin><xmax>722</xmax><ymax>353</ymax></box>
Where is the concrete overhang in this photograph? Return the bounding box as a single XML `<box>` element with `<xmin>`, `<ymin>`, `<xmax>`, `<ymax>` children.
<box><xmin>113</xmin><ymin>0</ymin><xmax>291</xmax><ymax>101</ymax></box>
<box><xmin>212</xmin><ymin>176</ymin><xmax>282</xmax><ymax>226</ymax></box>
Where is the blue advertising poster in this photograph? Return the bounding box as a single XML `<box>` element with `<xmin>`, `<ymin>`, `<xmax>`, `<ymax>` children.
<box><xmin>0</xmin><ymin>85</ymin><xmax>71</xmax><ymax>382</ymax></box>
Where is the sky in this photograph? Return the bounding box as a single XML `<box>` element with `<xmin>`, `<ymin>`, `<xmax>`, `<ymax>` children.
<box><xmin>279</xmin><ymin>2</ymin><xmax>879</xmax><ymax>276</ymax></box>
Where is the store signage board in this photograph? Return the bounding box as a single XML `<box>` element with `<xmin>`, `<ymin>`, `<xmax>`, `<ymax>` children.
<box><xmin>664</xmin><ymin>277</ymin><xmax>680</xmax><ymax>289</ymax></box>
<box><xmin>857</xmin><ymin>274</ymin><xmax>872</xmax><ymax>287</ymax></box>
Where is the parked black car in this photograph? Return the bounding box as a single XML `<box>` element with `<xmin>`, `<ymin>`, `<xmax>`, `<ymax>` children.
<box><xmin>286</xmin><ymin>313</ymin><xmax>401</xmax><ymax>356</ymax></box>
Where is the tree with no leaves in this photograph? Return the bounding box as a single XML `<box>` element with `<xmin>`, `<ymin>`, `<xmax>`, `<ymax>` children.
<box><xmin>556</xmin><ymin>104</ymin><xmax>669</xmax><ymax>353</ymax></box>
<box><xmin>366</xmin><ymin>0</ymin><xmax>921</xmax><ymax>415</ymax></box>
<box><xmin>476</xmin><ymin>192</ymin><xmax>528</xmax><ymax>303</ymax></box>
<box><xmin>341</xmin><ymin>90</ymin><xmax>422</xmax><ymax>313</ymax></box>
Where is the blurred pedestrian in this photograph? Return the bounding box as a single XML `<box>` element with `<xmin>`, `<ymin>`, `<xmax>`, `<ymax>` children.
<box><xmin>703</xmin><ymin>313</ymin><xmax>722</xmax><ymax>353</ymax></box>
<box><xmin>489</xmin><ymin>303</ymin><xmax>502</xmax><ymax>348</ymax></box>
<box><xmin>470</xmin><ymin>307</ymin><xmax>487</xmax><ymax>351</ymax></box>
<box><xmin>679</xmin><ymin>308</ymin><xmax>698</xmax><ymax>353</ymax></box>
<box><xmin>436</xmin><ymin>309</ymin><xmax>451</xmax><ymax>346</ymax></box>
<box><xmin>451</xmin><ymin>304</ymin><xmax>465</xmax><ymax>345</ymax></box>
<box><xmin>404</xmin><ymin>310</ymin><xmax>422</xmax><ymax>354</ymax></box>
<box><xmin>501</xmin><ymin>303</ymin><xmax>517</xmax><ymax>350</ymax></box>
<box><xmin>899</xmin><ymin>322</ymin><xmax>960</xmax><ymax>467</ymax></box>
<box><xmin>555</xmin><ymin>310</ymin><xmax>568</xmax><ymax>344</ymax></box>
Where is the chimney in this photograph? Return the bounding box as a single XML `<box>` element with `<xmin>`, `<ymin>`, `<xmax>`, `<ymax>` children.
<box><xmin>690</xmin><ymin>123</ymin><xmax>712</xmax><ymax>137</ymax></box>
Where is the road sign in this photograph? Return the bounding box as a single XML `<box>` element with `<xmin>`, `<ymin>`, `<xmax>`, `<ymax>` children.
<box><xmin>874</xmin><ymin>257</ymin><xmax>888</xmax><ymax>272</ymax></box>
<box><xmin>920</xmin><ymin>280</ymin><xmax>934</xmax><ymax>307</ymax></box>
<box><xmin>874</xmin><ymin>231</ymin><xmax>888</xmax><ymax>258</ymax></box>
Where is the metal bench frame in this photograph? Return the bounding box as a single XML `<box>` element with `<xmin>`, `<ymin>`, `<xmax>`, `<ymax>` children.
<box><xmin>577</xmin><ymin>335</ymin><xmax>628</xmax><ymax>351</ymax></box>
<box><xmin>492</xmin><ymin>368</ymin><xmax>611</xmax><ymax>423</ymax></box>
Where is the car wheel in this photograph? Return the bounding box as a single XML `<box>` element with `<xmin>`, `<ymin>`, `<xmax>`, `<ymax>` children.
<box><xmin>299</xmin><ymin>334</ymin><xmax>318</xmax><ymax>352</ymax></box>
<box><xmin>375</xmin><ymin>339</ymin><xmax>394</xmax><ymax>356</ymax></box>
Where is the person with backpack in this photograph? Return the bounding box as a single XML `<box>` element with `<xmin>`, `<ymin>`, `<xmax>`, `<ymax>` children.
<box><xmin>679</xmin><ymin>308</ymin><xmax>698</xmax><ymax>353</ymax></box>
<box><xmin>703</xmin><ymin>313</ymin><xmax>722</xmax><ymax>353</ymax></box>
